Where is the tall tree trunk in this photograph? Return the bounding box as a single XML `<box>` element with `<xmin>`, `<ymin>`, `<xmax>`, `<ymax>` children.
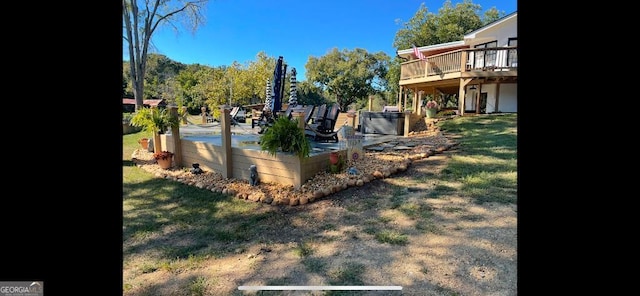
<box><xmin>123</xmin><ymin>0</ymin><xmax>208</xmax><ymax>111</ymax></box>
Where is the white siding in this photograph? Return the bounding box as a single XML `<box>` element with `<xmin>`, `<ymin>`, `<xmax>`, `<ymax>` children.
<box><xmin>464</xmin><ymin>83</ymin><xmax>517</xmax><ymax>113</ymax></box>
<box><xmin>497</xmin><ymin>84</ymin><xmax>517</xmax><ymax>112</ymax></box>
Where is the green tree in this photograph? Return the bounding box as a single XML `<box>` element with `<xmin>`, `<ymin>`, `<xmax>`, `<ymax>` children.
<box><xmin>392</xmin><ymin>0</ymin><xmax>506</xmax><ymax>50</ymax></box>
<box><xmin>143</xmin><ymin>53</ymin><xmax>186</xmax><ymax>99</ymax></box>
<box><xmin>383</xmin><ymin>56</ymin><xmax>402</xmax><ymax>105</ymax></box>
<box><xmin>123</xmin><ymin>61</ymin><xmax>133</xmax><ymax>97</ymax></box>
<box><xmin>122</xmin><ymin>72</ymin><xmax>130</xmax><ymax>97</ymax></box>
<box><xmin>200</xmin><ymin>53</ymin><xmax>280</xmax><ymax>115</ymax></box>
<box><xmin>173</xmin><ymin>64</ymin><xmax>212</xmax><ymax>112</ymax></box>
<box><xmin>123</xmin><ymin>0</ymin><xmax>209</xmax><ymax>111</ymax></box>
<box><xmin>247</xmin><ymin>52</ymin><xmax>277</xmax><ymax>102</ymax></box>
<box><xmin>296</xmin><ymin>80</ymin><xmax>327</xmax><ymax>106</ymax></box>
<box><xmin>481</xmin><ymin>7</ymin><xmax>505</xmax><ymax>25</ymax></box>
<box><xmin>191</xmin><ymin>65</ymin><xmax>227</xmax><ymax>117</ymax></box>
<box><xmin>305</xmin><ymin>48</ymin><xmax>389</xmax><ymax>111</ymax></box>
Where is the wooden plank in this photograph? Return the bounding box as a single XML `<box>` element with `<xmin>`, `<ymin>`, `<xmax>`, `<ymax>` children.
<box><xmin>179</xmin><ymin>137</ymin><xmax>341</xmax><ymax>189</ymax></box>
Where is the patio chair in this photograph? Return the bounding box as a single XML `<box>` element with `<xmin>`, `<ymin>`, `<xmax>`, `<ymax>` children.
<box><xmin>298</xmin><ymin>105</ymin><xmax>315</xmax><ymax>125</ymax></box>
<box><xmin>276</xmin><ymin>105</ymin><xmax>315</xmax><ymax>128</ymax></box>
<box><xmin>229</xmin><ymin>106</ymin><xmax>241</xmax><ymax>125</ymax></box>
<box><xmin>307</xmin><ymin>104</ymin><xmax>327</xmax><ymax>128</ymax></box>
<box><xmin>281</xmin><ymin>104</ymin><xmax>296</xmax><ymax>119</ymax></box>
<box><xmin>305</xmin><ymin>103</ymin><xmax>340</xmax><ymax>143</ymax></box>
<box><xmin>206</xmin><ymin>112</ymin><xmax>215</xmax><ymax>123</ymax></box>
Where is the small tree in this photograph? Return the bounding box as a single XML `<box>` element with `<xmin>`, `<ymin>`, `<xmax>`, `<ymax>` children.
<box><xmin>130</xmin><ymin>107</ymin><xmax>180</xmax><ymax>152</ymax></box>
<box><xmin>122</xmin><ymin>0</ymin><xmax>209</xmax><ymax>110</ymax></box>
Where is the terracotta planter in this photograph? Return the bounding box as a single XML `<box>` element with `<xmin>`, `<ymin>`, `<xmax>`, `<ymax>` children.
<box><xmin>426</xmin><ymin>108</ymin><xmax>437</xmax><ymax>118</ymax></box>
<box><xmin>329</xmin><ymin>151</ymin><xmax>339</xmax><ymax>165</ymax></box>
<box><xmin>138</xmin><ymin>138</ymin><xmax>149</xmax><ymax>150</ymax></box>
<box><xmin>156</xmin><ymin>156</ymin><xmax>173</xmax><ymax>169</ymax></box>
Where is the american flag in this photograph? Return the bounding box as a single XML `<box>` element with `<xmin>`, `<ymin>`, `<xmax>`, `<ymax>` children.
<box><xmin>413</xmin><ymin>45</ymin><xmax>426</xmax><ymax>61</ymax></box>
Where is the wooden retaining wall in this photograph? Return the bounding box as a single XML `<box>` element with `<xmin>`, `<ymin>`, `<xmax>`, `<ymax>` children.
<box><xmin>178</xmin><ymin>137</ymin><xmax>341</xmax><ymax>189</ymax></box>
<box><xmin>159</xmin><ymin>106</ymin><xmax>347</xmax><ymax>189</ymax></box>
<box><xmin>180</xmin><ymin>140</ymin><xmax>226</xmax><ymax>174</ymax></box>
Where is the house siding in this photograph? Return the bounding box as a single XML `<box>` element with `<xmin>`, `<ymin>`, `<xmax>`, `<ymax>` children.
<box><xmin>464</xmin><ymin>83</ymin><xmax>517</xmax><ymax>113</ymax></box>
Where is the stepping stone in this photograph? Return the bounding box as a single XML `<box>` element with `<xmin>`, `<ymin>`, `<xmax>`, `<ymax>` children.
<box><xmin>366</xmin><ymin>146</ymin><xmax>385</xmax><ymax>151</ymax></box>
<box><xmin>393</xmin><ymin>146</ymin><xmax>414</xmax><ymax>150</ymax></box>
<box><xmin>380</xmin><ymin>143</ymin><xmax>396</xmax><ymax>148</ymax></box>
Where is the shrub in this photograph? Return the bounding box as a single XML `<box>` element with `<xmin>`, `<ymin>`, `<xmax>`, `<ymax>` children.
<box><xmin>153</xmin><ymin>151</ymin><xmax>174</xmax><ymax>160</ymax></box>
<box><xmin>259</xmin><ymin>116</ymin><xmax>311</xmax><ymax>159</ymax></box>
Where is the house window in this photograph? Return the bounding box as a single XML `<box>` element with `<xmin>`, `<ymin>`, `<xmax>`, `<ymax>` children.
<box><xmin>507</xmin><ymin>38</ymin><xmax>517</xmax><ymax>67</ymax></box>
<box><xmin>473</xmin><ymin>41</ymin><xmax>497</xmax><ymax>69</ymax></box>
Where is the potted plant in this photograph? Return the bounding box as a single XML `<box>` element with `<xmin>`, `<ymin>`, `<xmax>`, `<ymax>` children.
<box><xmin>153</xmin><ymin>150</ymin><xmax>174</xmax><ymax>169</ymax></box>
<box><xmin>425</xmin><ymin>100</ymin><xmax>438</xmax><ymax>118</ymax></box>
<box><xmin>130</xmin><ymin>107</ymin><xmax>180</xmax><ymax>152</ymax></box>
<box><xmin>122</xmin><ymin>112</ymin><xmax>142</xmax><ymax>135</ymax></box>
<box><xmin>259</xmin><ymin>116</ymin><xmax>311</xmax><ymax>159</ymax></box>
<box><xmin>138</xmin><ymin>138</ymin><xmax>149</xmax><ymax>149</ymax></box>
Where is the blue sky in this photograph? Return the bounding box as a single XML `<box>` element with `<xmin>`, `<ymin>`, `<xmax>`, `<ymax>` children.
<box><xmin>123</xmin><ymin>0</ymin><xmax>516</xmax><ymax>81</ymax></box>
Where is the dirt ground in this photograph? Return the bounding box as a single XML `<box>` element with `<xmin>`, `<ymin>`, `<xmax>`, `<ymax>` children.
<box><xmin>125</xmin><ymin>151</ymin><xmax>516</xmax><ymax>295</ymax></box>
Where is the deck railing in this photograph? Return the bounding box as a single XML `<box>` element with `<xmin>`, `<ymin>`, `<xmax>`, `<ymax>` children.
<box><xmin>400</xmin><ymin>46</ymin><xmax>517</xmax><ymax>80</ymax></box>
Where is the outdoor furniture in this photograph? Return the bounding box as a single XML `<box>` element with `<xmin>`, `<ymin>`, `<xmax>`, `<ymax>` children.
<box><xmin>279</xmin><ymin>104</ymin><xmax>315</xmax><ymax>123</ymax></box>
<box><xmin>251</xmin><ymin>111</ymin><xmax>263</xmax><ymax>129</ymax></box>
<box><xmin>382</xmin><ymin>106</ymin><xmax>399</xmax><ymax>112</ymax></box>
<box><xmin>229</xmin><ymin>106</ymin><xmax>241</xmax><ymax>125</ymax></box>
<box><xmin>305</xmin><ymin>103</ymin><xmax>341</xmax><ymax>143</ymax></box>
<box><xmin>281</xmin><ymin>104</ymin><xmax>296</xmax><ymax>119</ymax></box>
<box><xmin>308</xmin><ymin>104</ymin><xmax>327</xmax><ymax>127</ymax></box>
<box><xmin>246</xmin><ymin>104</ymin><xmax>266</xmax><ymax>129</ymax></box>
<box><xmin>206</xmin><ymin>112</ymin><xmax>215</xmax><ymax>123</ymax></box>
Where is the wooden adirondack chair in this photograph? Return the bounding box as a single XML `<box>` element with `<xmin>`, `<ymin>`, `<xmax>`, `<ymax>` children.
<box><xmin>305</xmin><ymin>103</ymin><xmax>340</xmax><ymax>143</ymax></box>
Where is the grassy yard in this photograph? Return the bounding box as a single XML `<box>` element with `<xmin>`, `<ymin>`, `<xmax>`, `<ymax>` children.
<box><xmin>122</xmin><ymin>113</ymin><xmax>517</xmax><ymax>295</ymax></box>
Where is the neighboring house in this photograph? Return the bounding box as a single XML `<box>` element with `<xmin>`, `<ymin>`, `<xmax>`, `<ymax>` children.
<box><xmin>122</xmin><ymin>97</ymin><xmax>167</xmax><ymax>113</ymax></box>
<box><xmin>397</xmin><ymin>11</ymin><xmax>517</xmax><ymax>115</ymax></box>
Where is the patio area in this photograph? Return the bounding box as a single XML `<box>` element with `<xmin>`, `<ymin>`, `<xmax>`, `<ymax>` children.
<box><xmin>177</xmin><ymin>121</ymin><xmax>402</xmax><ymax>152</ymax></box>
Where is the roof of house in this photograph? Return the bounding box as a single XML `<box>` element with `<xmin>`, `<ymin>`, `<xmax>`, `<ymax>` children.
<box><xmin>122</xmin><ymin>98</ymin><xmax>166</xmax><ymax>106</ymax></box>
<box><xmin>463</xmin><ymin>11</ymin><xmax>517</xmax><ymax>39</ymax></box>
<box><xmin>397</xmin><ymin>40</ymin><xmax>467</xmax><ymax>58</ymax></box>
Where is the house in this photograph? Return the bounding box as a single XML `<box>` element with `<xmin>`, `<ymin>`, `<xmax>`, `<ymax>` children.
<box><xmin>396</xmin><ymin>11</ymin><xmax>517</xmax><ymax>115</ymax></box>
<box><xmin>122</xmin><ymin>97</ymin><xmax>167</xmax><ymax>113</ymax></box>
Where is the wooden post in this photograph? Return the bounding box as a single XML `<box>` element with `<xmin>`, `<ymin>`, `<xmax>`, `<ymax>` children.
<box><xmin>152</xmin><ymin>107</ymin><xmax>162</xmax><ymax>153</ymax></box>
<box><xmin>404</xmin><ymin>110</ymin><xmax>411</xmax><ymax>137</ymax></box>
<box><xmin>459</xmin><ymin>78</ymin><xmax>472</xmax><ymax>116</ymax></box>
<box><xmin>475</xmin><ymin>85</ymin><xmax>482</xmax><ymax>114</ymax></box>
<box><xmin>403</xmin><ymin>90</ymin><xmax>407</xmax><ymax>113</ymax></box>
<box><xmin>494</xmin><ymin>83</ymin><xmax>501</xmax><ymax>113</ymax></box>
<box><xmin>292</xmin><ymin>110</ymin><xmax>305</xmax><ymax>130</ymax></box>
<box><xmin>169</xmin><ymin>104</ymin><xmax>182</xmax><ymax>167</ymax></box>
<box><xmin>368</xmin><ymin>95</ymin><xmax>373</xmax><ymax>111</ymax></box>
<box><xmin>201</xmin><ymin>106</ymin><xmax>207</xmax><ymax>124</ymax></box>
<box><xmin>417</xmin><ymin>91</ymin><xmax>423</xmax><ymax>116</ymax></box>
<box><xmin>346</xmin><ymin>110</ymin><xmax>356</xmax><ymax>127</ymax></box>
<box><xmin>411</xmin><ymin>88</ymin><xmax>420</xmax><ymax>113</ymax></box>
<box><xmin>290</xmin><ymin>111</ymin><xmax>306</xmax><ymax>190</ymax></box>
<box><xmin>220</xmin><ymin>106</ymin><xmax>232</xmax><ymax>178</ymax></box>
